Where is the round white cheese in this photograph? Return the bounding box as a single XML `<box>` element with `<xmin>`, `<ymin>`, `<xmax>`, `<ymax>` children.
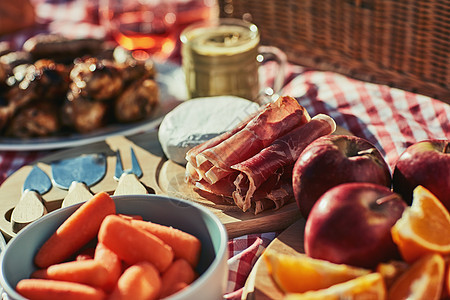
<box><xmin>158</xmin><ymin>96</ymin><xmax>260</xmax><ymax>165</ymax></box>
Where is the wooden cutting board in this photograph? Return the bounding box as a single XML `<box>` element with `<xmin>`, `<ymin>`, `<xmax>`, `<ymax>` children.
<box><xmin>242</xmin><ymin>218</ymin><xmax>306</xmax><ymax>299</ymax></box>
<box><xmin>0</xmin><ymin>130</ymin><xmax>302</xmax><ymax>240</ymax></box>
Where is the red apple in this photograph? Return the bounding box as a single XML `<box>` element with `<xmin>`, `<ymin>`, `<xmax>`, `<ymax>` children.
<box><xmin>293</xmin><ymin>135</ymin><xmax>392</xmax><ymax>218</ymax></box>
<box><xmin>393</xmin><ymin>139</ymin><xmax>450</xmax><ymax>208</ymax></box>
<box><xmin>304</xmin><ymin>182</ymin><xmax>407</xmax><ymax>269</ymax></box>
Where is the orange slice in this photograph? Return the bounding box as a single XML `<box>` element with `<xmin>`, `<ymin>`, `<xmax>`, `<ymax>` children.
<box><xmin>391</xmin><ymin>185</ymin><xmax>450</xmax><ymax>263</ymax></box>
<box><xmin>388</xmin><ymin>253</ymin><xmax>445</xmax><ymax>300</ymax></box>
<box><xmin>263</xmin><ymin>250</ymin><xmax>370</xmax><ymax>293</ymax></box>
<box><xmin>283</xmin><ymin>272</ymin><xmax>386</xmax><ymax>300</ymax></box>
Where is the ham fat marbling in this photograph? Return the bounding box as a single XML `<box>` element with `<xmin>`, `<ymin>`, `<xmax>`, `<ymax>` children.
<box><xmin>185</xmin><ymin>96</ymin><xmax>336</xmax><ymax>214</ymax></box>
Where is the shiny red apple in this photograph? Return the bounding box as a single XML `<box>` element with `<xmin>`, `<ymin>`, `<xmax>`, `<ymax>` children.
<box><xmin>293</xmin><ymin>135</ymin><xmax>392</xmax><ymax>218</ymax></box>
<box><xmin>304</xmin><ymin>182</ymin><xmax>407</xmax><ymax>269</ymax></box>
<box><xmin>393</xmin><ymin>139</ymin><xmax>450</xmax><ymax>208</ymax></box>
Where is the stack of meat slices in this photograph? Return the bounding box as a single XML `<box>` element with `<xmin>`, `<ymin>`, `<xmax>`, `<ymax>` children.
<box><xmin>185</xmin><ymin>96</ymin><xmax>336</xmax><ymax>214</ymax></box>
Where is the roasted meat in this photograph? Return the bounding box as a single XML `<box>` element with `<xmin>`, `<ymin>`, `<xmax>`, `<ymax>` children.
<box><xmin>70</xmin><ymin>58</ymin><xmax>123</xmax><ymax>101</ymax></box>
<box><xmin>4</xmin><ymin>101</ymin><xmax>60</xmax><ymax>138</ymax></box>
<box><xmin>115</xmin><ymin>78</ymin><xmax>159</xmax><ymax>122</ymax></box>
<box><xmin>6</xmin><ymin>60</ymin><xmax>69</xmax><ymax>109</ymax></box>
<box><xmin>22</xmin><ymin>59</ymin><xmax>70</xmax><ymax>101</ymax></box>
<box><xmin>113</xmin><ymin>46</ymin><xmax>156</xmax><ymax>82</ymax></box>
<box><xmin>0</xmin><ymin>59</ymin><xmax>69</xmax><ymax>132</ymax></box>
<box><xmin>23</xmin><ymin>34</ymin><xmax>104</xmax><ymax>62</ymax></box>
<box><xmin>62</xmin><ymin>93</ymin><xmax>111</xmax><ymax>133</ymax></box>
<box><xmin>1</xmin><ymin>38</ymin><xmax>160</xmax><ymax>138</ymax></box>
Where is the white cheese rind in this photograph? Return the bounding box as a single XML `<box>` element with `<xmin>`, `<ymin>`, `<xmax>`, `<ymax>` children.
<box><xmin>158</xmin><ymin>96</ymin><xmax>260</xmax><ymax>165</ymax></box>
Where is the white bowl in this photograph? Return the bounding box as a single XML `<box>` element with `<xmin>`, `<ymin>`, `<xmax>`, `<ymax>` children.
<box><xmin>0</xmin><ymin>194</ymin><xmax>228</xmax><ymax>299</ymax></box>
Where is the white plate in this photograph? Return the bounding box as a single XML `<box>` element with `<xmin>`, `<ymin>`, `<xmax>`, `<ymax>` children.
<box><xmin>0</xmin><ymin>61</ymin><xmax>188</xmax><ymax>151</ymax></box>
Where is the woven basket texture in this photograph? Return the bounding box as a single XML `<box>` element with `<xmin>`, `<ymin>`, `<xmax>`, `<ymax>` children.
<box><xmin>218</xmin><ymin>0</ymin><xmax>450</xmax><ymax>104</ymax></box>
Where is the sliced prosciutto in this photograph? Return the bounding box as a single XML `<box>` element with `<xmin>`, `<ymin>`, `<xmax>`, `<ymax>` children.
<box><xmin>194</xmin><ymin>165</ymin><xmax>293</xmax><ymax>214</ymax></box>
<box><xmin>254</xmin><ymin>170</ymin><xmax>294</xmax><ymax>214</ymax></box>
<box><xmin>232</xmin><ymin>114</ymin><xmax>336</xmax><ymax>211</ymax></box>
<box><xmin>194</xmin><ymin>172</ymin><xmax>238</xmax><ymax>200</ymax></box>
<box><xmin>185</xmin><ymin>109</ymin><xmax>258</xmax><ymax>168</ymax></box>
<box><xmin>185</xmin><ymin>95</ymin><xmax>337</xmax><ymax>214</ymax></box>
<box><xmin>190</xmin><ymin>96</ymin><xmax>311</xmax><ymax>185</ymax></box>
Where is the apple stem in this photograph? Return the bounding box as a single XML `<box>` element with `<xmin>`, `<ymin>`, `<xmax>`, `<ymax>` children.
<box><xmin>357</xmin><ymin>148</ymin><xmax>377</xmax><ymax>156</ymax></box>
<box><xmin>444</xmin><ymin>142</ymin><xmax>449</xmax><ymax>154</ymax></box>
<box><xmin>376</xmin><ymin>193</ymin><xmax>401</xmax><ymax>205</ymax></box>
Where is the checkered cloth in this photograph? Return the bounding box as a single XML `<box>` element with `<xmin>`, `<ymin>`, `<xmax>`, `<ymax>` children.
<box><xmin>1</xmin><ymin>1</ymin><xmax>450</xmax><ymax>299</ymax></box>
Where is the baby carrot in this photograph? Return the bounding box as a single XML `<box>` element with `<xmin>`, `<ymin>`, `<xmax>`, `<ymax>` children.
<box><xmin>160</xmin><ymin>258</ymin><xmax>196</xmax><ymax>298</ymax></box>
<box><xmin>130</xmin><ymin>219</ymin><xmax>201</xmax><ymax>267</ymax></box>
<box><xmin>31</xmin><ymin>260</ymin><xmax>109</xmax><ymax>288</ymax></box>
<box><xmin>16</xmin><ymin>279</ymin><xmax>106</xmax><ymax>300</ymax></box>
<box><xmin>98</xmin><ymin>215</ymin><xmax>174</xmax><ymax>272</ymax></box>
<box><xmin>94</xmin><ymin>242</ymin><xmax>122</xmax><ymax>292</ymax></box>
<box><xmin>109</xmin><ymin>262</ymin><xmax>161</xmax><ymax>300</ymax></box>
<box><xmin>34</xmin><ymin>192</ymin><xmax>116</xmax><ymax>268</ymax></box>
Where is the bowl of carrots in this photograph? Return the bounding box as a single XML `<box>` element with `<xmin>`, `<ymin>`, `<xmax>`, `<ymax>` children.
<box><xmin>0</xmin><ymin>192</ymin><xmax>229</xmax><ymax>300</ymax></box>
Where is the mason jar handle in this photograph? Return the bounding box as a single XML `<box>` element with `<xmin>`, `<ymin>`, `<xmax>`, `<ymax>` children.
<box><xmin>256</xmin><ymin>45</ymin><xmax>288</xmax><ymax>104</ymax></box>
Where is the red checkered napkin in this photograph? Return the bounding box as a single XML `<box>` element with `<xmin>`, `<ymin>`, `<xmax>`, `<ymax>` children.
<box><xmin>225</xmin><ymin>232</ymin><xmax>277</xmax><ymax>299</ymax></box>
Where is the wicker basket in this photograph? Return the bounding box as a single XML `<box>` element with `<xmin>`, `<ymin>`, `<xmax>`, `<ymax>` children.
<box><xmin>218</xmin><ymin>0</ymin><xmax>450</xmax><ymax>104</ymax></box>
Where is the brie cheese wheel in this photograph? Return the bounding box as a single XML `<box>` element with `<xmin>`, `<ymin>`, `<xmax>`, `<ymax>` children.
<box><xmin>158</xmin><ymin>96</ymin><xmax>260</xmax><ymax>165</ymax></box>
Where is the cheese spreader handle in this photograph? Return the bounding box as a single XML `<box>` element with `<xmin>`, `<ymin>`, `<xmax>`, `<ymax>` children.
<box><xmin>11</xmin><ymin>190</ymin><xmax>47</xmax><ymax>233</ymax></box>
<box><xmin>61</xmin><ymin>181</ymin><xmax>93</xmax><ymax>208</ymax></box>
<box><xmin>113</xmin><ymin>173</ymin><xmax>148</xmax><ymax>196</ymax></box>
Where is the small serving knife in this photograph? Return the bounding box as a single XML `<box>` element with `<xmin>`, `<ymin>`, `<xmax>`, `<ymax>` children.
<box><xmin>51</xmin><ymin>153</ymin><xmax>107</xmax><ymax>208</ymax></box>
<box><xmin>11</xmin><ymin>166</ymin><xmax>51</xmax><ymax>233</ymax></box>
<box><xmin>113</xmin><ymin>148</ymin><xmax>148</xmax><ymax>196</ymax></box>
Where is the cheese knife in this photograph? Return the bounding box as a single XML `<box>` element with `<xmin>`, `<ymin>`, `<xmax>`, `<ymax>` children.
<box><xmin>11</xmin><ymin>165</ymin><xmax>51</xmax><ymax>233</ymax></box>
<box><xmin>113</xmin><ymin>148</ymin><xmax>148</xmax><ymax>195</ymax></box>
<box><xmin>51</xmin><ymin>153</ymin><xmax>106</xmax><ymax>207</ymax></box>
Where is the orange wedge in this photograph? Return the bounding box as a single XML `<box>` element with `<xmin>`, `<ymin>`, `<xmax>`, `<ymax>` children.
<box><xmin>283</xmin><ymin>272</ymin><xmax>386</xmax><ymax>300</ymax></box>
<box><xmin>391</xmin><ymin>185</ymin><xmax>450</xmax><ymax>263</ymax></box>
<box><xmin>388</xmin><ymin>253</ymin><xmax>445</xmax><ymax>300</ymax></box>
<box><xmin>263</xmin><ymin>250</ymin><xmax>370</xmax><ymax>293</ymax></box>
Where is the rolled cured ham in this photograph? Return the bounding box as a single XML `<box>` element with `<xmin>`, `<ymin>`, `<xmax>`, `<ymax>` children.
<box><xmin>191</xmin><ymin>96</ymin><xmax>311</xmax><ymax>184</ymax></box>
<box><xmin>184</xmin><ymin>109</ymin><xmax>259</xmax><ymax>184</ymax></box>
<box><xmin>185</xmin><ymin>96</ymin><xmax>336</xmax><ymax>214</ymax></box>
<box><xmin>232</xmin><ymin>114</ymin><xmax>336</xmax><ymax>211</ymax></box>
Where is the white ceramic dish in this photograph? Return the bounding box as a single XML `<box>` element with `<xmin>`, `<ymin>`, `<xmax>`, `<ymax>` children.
<box><xmin>0</xmin><ymin>195</ymin><xmax>228</xmax><ymax>299</ymax></box>
<box><xmin>0</xmin><ymin>62</ymin><xmax>187</xmax><ymax>151</ymax></box>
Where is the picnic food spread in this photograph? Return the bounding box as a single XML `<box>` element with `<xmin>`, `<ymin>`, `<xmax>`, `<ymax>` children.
<box><xmin>0</xmin><ymin>34</ymin><xmax>159</xmax><ymax>138</ymax></box>
<box><xmin>1</xmin><ymin>2</ymin><xmax>449</xmax><ymax>298</ymax></box>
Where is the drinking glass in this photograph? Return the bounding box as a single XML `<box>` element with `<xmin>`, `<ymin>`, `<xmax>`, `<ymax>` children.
<box><xmin>99</xmin><ymin>0</ymin><xmax>178</xmax><ymax>60</ymax></box>
<box><xmin>180</xmin><ymin>18</ymin><xmax>287</xmax><ymax>103</ymax></box>
<box><xmin>99</xmin><ymin>0</ymin><xmax>217</xmax><ymax>61</ymax></box>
